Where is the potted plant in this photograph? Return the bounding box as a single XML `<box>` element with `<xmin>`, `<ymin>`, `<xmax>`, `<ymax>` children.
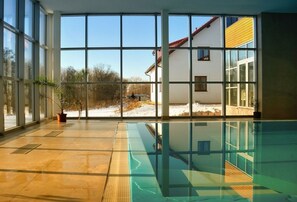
<box><xmin>34</xmin><ymin>77</ymin><xmax>68</xmax><ymax>122</ymax></box>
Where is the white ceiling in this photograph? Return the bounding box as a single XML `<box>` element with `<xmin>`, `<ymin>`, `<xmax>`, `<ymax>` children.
<box><xmin>39</xmin><ymin>0</ymin><xmax>297</xmax><ymax>15</ymax></box>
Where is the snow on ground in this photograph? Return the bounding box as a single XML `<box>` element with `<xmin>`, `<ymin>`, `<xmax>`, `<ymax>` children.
<box><xmin>4</xmin><ymin>103</ymin><xmax>221</xmax><ymax>129</ymax></box>
<box><xmin>66</xmin><ymin>103</ymin><xmax>221</xmax><ymax>117</ymax></box>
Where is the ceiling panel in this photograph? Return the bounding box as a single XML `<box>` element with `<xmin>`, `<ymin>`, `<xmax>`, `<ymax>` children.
<box><xmin>39</xmin><ymin>0</ymin><xmax>297</xmax><ymax>15</ymax></box>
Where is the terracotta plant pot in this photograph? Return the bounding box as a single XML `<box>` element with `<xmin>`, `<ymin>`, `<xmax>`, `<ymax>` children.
<box><xmin>57</xmin><ymin>113</ymin><xmax>67</xmax><ymax>122</ymax></box>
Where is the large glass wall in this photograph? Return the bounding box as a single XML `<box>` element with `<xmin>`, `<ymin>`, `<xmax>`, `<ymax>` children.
<box><xmin>1</xmin><ymin>0</ymin><xmax>47</xmax><ymax>132</ymax></box>
<box><xmin>3</xmin><ymin>0</ymin><xmax>18</xmax><ymax>129</ymax></box>
<box><xmin>60</xmin><ymin>14</ymin><xmax>256</xmax><ymax>119</ymax></box>
<box><xmin>39</xmin><ymin>8</ymin><xmax>48</xmax><ymax>119</ymax></box>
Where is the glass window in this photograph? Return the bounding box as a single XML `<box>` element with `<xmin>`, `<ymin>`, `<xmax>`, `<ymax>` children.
<box><xmin>230</xmin><ymin>88</ymin><xmax>238</xmax><ymax>106</ymax></box>
<box><xmin>247</xmin><ymin>42</ymin><xmax>254</xmax><ymax>58</ymax></box>
<box><xmin>62</xmin><ymin>84</ymin><xmax>86</xmax><ymax>118</ymax></box>
<box><xmin>123</xmin><ymin>84</ymin><xmax>152</xmax><ymax>117</ymax></box>
<box><xmin>169</xmin><ymin>49</ymin><xmax>189</xmax><ymax>82</ymax></box>
<box><xmin>123</xmin><ymin>16</ymin><xmax>155</xmax><ymax>47</ymax></box>
<box><xmin>88</xmin><ymin>16</ymin><xmax>120</xmax><ymax>47</ymax></box>
<box><xmin>248</xmin><ymin>62</ymin><xmax>254</xmax><ymax>107</ymax></box>
<box><xmin>4</xmin><ymin>0</ymin><xmax>17</xmax><ymax>27</ymax></box>
<box><xmin>198</xmin><ymin>48</ymin><xmax>210</xmax><ymax>61</ymax></box>
<box><xmin>230</xmin><ymin>50</ymin><xmax>237</xmax><ymax>67</ymax></box>
<box><xmin>25</xmin><ymin>0</ymin><xmax>33</xmax><ymax>37</ymax></box>
<box><xmin>40</xmin><ymin>48</ymin><xmax>46</xmax><ymax>77</ymax></box>
<box><xmin>123</xmin><ymin>50</ymin><xmax>154</xmax><ymax>82</ymax></box>
<box><xmin>88</xmin><ymin>50</ymin><xmax>120</xmax><ymax>82</ymax></box>
<box><xmin>238</xmin><ymin>45</ymin><xmax>247</xmax><ymax>61</ymax></box>
<box><xmin>25</xmin><ymin>40</ymin><xmax>33</xmax><ymax>80</ymax></box>
<box><xmin>40</xmin><ymin>10</ymin><xmax>46</xmax><ymax>46</ymax></box>
<box><xmin>226</xmin><ymin>17</ymin><xmax>238</xmax><ymax>28</ymax></box>
<box><xmin>192</xmin><ymin>16</ymin><xmax>222</xmax><ymax>48</ymax></box>
<box><xmin>239</xmin><ymin>64</ymin><xmax>246</xmax><ymax>106</ymax></box>
<box><xmin>225</xmin><ymin>17</ymin><xmax>254</xmax><ymax>48</ymax></box>
<box><xmin>169</xmin><ymin>16</ymin><xmax>189</xmax><ymax>43</ymax></box>
<box><xmin>225</xmin><ymin>50</ymin><xmax>230</xmax><ymax>69</ymax></box>
<box><xmin>61</xmin><ymin>16</ymin><xmax>85</xmax><ymax>48</ymax></box>
<box><xmin>61</xmin><ymin>50</ymin><xmax>85</xmax><ymax>82</ymax></box>
<box><xmin>25</xmin><ymin>82</ymin><xmax>33</xmax><ymax>123</ymax></box>
<box><xmin>40</xmin><ymin>85</ymin><xmax>46</xmax><ymax>119</ymax></box>
<box><xmin>194</xmin><ymin>76</ymin><xmax>207</xmax><ymax>91</ymax></box>
<box><xmin>169</xmin><ymin>84</ymin><xmax>189</xmax><ymax>117</ymax></box>
<box><xmin>192</xmin><ymin>83</ymin><xmax>222</xmax><ymax>116</ymax></box>
<box><xmin>3</xmin><ymin>29</ymin><xmax>17</xmax><ymax>78</ymax></box>
<box><xmin>4</xmin><ymin>80</ymin><xmax>17</xmax><ymax>129</ymax></box>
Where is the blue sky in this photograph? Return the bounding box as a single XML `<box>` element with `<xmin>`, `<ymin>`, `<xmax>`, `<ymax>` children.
<box><xmin>61</xmin><ymin>15</ymin><xmax>211</xmax><ymax>80</ymax></box>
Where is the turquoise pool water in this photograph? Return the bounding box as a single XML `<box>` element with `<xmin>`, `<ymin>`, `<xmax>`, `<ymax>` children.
<box><xmin>127</xmin><ymin>120</ymin><xmax>297</xmax><ymax>202</ymax></box>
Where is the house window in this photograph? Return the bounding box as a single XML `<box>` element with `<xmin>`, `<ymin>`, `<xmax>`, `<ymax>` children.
<box><xmin>195</xmin><ymin>76</ymin><xmax>207</xmax><ymax>92</ymax></box>
<box><xmin>226</xmin><ymin>17</ymin><xmax>239</xmax><ymax>27</ymax></box>
<box><xmin>197</xmin><ymin>48</ymin><xmax>210</xmax><ymax>61</ymax></box>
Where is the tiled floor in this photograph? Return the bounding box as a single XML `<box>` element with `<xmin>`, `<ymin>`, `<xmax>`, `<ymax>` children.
<box><xmin>0</xmin><ymin>120</ymin><xmax>130</xmax><ymax>202</ymax></box>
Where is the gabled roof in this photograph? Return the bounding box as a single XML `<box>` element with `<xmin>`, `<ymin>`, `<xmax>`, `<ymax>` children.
<box><xmin>145</xmin><ymin>17</ymin><xmax>218</xmax><ymax>74</ymax></box>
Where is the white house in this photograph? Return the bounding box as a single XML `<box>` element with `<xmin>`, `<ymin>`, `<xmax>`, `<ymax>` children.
<box><xmin>145</xmin><ymin>17</ymin><xmax>223</xmax><ymax>105</ymax></box>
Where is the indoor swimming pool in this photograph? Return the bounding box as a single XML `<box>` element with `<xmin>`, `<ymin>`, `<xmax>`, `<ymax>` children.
<box><xmin>127</xmin><ymin>120</ymin><xmax>297</xmax><ymax>202</ymax></box>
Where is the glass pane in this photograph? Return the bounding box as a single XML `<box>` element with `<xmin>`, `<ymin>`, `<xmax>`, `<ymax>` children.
<box><xmin>40</xmin><ymin>85</ymin><xmax>46</xmax><ymax>119</ymax></box>
<box><xmin>3</xmin><ymin>29</ymin><xmax>17</xmax><ymax>78</ymax></box>
<box><xmin>248</xmin><ymin>62</ymin><xmax>254</xmax><ymax>82</ymax></box>
<box><xmin>226</xmin><ymin>87</ymin><xmax>253</xmax><ymax>116</ymax></box>
<box><xmin>25</xmin><ymin>40</ymin><xmax>33</xmax><ymax>80</ymax></box>
<box><xmin>63</xmin><ymin>84</ymin><xmax>86</xmax><ymax>118</ymax></box>
<box><xmin>169</xmin><ymin>84</ymin><xmax>189</xmax><ymax>117</ymax></box>
<box><xmin>169</xmin><ymin>49</ymin><xmax>189</xmax><ymax>82</ymax></box>
<box><xmin>157</xmin><ymin>16</ymin><xmax>161</xmax><ymax>47</ymax></box>
<box><xmin>225</xmin><ymin>17</ymin><xmax>254</xmax><ymax>48</ymax></box>
<box><xmin>61</xmin><ymin>16</ymin><xmax>85</xmax><ymax>48</ymax></box>
<box><xmin>4</xmin><ymin>0</ymin><xmax>17</xmax><ymax>27</ymax></box>
<box><xmin>25</xmin><ymin>0</ymin><xmax>33</xmax><ymax>37</ymax></box>
<box><xmin>247</xmin><ymin>42</ymin><xmax>254</xmax><ymax>57</ymax></box>
<box><xmin>192</xmin><ymin>49</ymin><xmax>223</xmax><ymax>82</ymax></box>
<box><xmin>169</xmin><ymin>16</ymin><xmax>189</xmax><ymax>44</ymax></box>
<box><xmin>4</xmin><ymin>80</ymin><xmax>17</xmax><ymax>129</ymax></box>
<box><xmin>87</xmin><ymin>84</ymin><xmax>121</xmax><ymax>117</ymax></box>
<box><xmin>88</xmin><ymin>50</ymin><xmax>120</xmax><ymax>82</ymax></box>
<box><xmin>123</xmin><ymin>84</ymin><xmax>153</xmax><ymax>117</ymax></box>
<box><xmin>123</xmin><ymin>16</ymin><xmax>155</xmax><ymax>47</ymax></box>
<box><xmin>39</xmin><ymin>48</ymin><xmax>46</xmax><ymax>77</ymax></box>
<box><xmin>192</xmin><ymin>16</ymin><xmax>222</xmax><ymax>47</ymax></box>
<box><xmin>40</xmin><ymin>10</ymin><xmax>46</xmax><ymax>46</ymax></box>
<box><xmin>226</xmin><ymin>87</ymin><xmax>238</xmax><ymax>109</ymax></box>
<box><xmin>192</xmin><ymin>84</ymin><xmax>222</xmax><ymax>116</ymax></box>
<box><xmin>61</xmin><ymin>50</ymin><xmax>85</xmax><ymax>82</ymax></box>
<box><xmin>88</xmin><ymin>16</ymin><xmax>120</xmax><ymax>47</ymax></box>
<box><xmin>123</xmin><ymin>50</ymin><xmax>154</xmax><ymax>82</ymax></box>
<box><xmin>25</xmin><ymin>82</ymin><xmax>33</xmax><ymax>123</ymax></box>
<box><xmin>248</xmin><ymin>84</ymin><xmax>254</xmax><ymax>108</ymax></box>
<box><xmin>239</xmin><ymin>64</ymin><xmax>246</xmax><ymax>107</ymax></box>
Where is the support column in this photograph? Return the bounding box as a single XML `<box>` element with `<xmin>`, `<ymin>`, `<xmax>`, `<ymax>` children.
<box><xmin>33</xmin><ymin>2</ymin><xmax>40</xmax><ymax>122</ymax></box>
<box><xmin>0</xmin><ymin>0</ymin><xmax>4</xmax><ymax>133</ymax></box>
<box><xmin>52</xmin><ymin>11</ymin><xmax>61</xmax><ymax>116</ymax></box>
<box><xmin>46</xmin><ymin>12</ymin><xmax>53</xmax><ymax>117</ymax></box>
<box><xmin>18</xmin><ymin>0</ymin><xmax>25</xmax><ymax>126</ymax></box>
<box><xmin>258</xmin><ymin>13</ymin><xmax>297</xmax><ymax>119</ymax></box>
<box><xmin>161</xmin><ymin>10</ymin><xmax>169</xmax><ymax>120</ymax></box>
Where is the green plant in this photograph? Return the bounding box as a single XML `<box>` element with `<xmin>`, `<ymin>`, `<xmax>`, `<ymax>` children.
<box><xmin>34</xmin><ymin>77</ymin><xmax>67</xmax><ymax>114</ymax></box>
